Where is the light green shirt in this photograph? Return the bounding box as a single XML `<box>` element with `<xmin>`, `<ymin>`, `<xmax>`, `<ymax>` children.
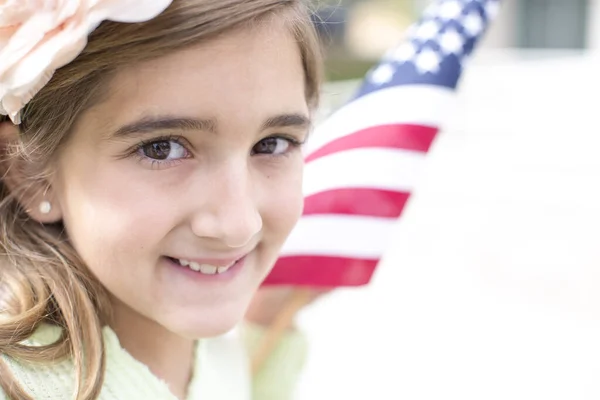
<box><xmin>0</xmin><ymin>322</ymin><xmax>307</xmax><ymax>400</ymax></box>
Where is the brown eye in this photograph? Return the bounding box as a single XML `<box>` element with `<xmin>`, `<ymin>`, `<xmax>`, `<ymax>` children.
<box><xmin>143</xmin><ymin>141</ymin><xmax>170</xmax><ymax>160</ymax></box>
<box><xmin>252</xmin><ymin>137</ymin><xmax>290</xmax><ymax>155</ymax></box>
<box><xmin>140</xmin><ymin>140</ymin><xmax>187</xmax><ymax>160</ymax></box>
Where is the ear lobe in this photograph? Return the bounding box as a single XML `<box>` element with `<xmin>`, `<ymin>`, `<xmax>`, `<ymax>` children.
<box><xmin>23</xmin><ymin>187</ymin><xmax>63</xmax><ymax>224</ymax></box>
<box><xmin>0</xmin><ymin>121</ymin><xmax>63</xmax><ymax>224</ymax></box>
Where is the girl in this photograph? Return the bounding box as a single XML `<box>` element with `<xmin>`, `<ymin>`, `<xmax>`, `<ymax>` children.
<box><xmin>0</xmin><ymin>1</ymin><xmax>322</xmax><ymax>399</ymax></box>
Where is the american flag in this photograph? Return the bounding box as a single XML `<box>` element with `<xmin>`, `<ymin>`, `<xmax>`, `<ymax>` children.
<box><xmin>263</xmin><ymin>0</ymin><xmax>501</xmax><ymax>287</ymax></box>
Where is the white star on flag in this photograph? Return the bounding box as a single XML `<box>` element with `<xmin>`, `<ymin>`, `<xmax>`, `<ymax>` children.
<box><xmin>415</xmin><ymin>19</ymin><xmax>441</xmax><ymax>41</ymax></box>
<box><xmin>369</xmin><ymin>63</ymin><xmax>396</xmax><ymax>85</ymax></box>
<box><xmin>415</xmin><ymin>47</ymin><xmax>441</xmax><ymax>73</ymax></box>
<box><xmin>439</xmin><ymin>28</ymin><xmax>464</xmax><ymax>54</ymax></box>
<box><xmin>388</xmin><ymin>42</ymin><xmax>417</xmax><ymax>63</ymax></box>
<box><xmin>463</xmin><ymin>11</ymin><xmax>483</xmax><ymax>36</ymax></box>
<box><xmin>423</xmin><ymin>2</ymin><xmax>440</xmax><ymax>18</ymax></box>
<box><xmin>438</xmin><ymin>0</ymin><xmax>463</xmax><ymax>20</ymax></box>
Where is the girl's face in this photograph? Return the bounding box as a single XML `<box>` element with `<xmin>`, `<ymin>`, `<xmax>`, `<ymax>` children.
<box><xmin>50</xmin><ymin>20</ymin><xmax>309</xmax><ymax>338</ymax></box>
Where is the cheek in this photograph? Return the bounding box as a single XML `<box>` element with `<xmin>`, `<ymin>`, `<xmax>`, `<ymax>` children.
<box><xmin>56</xmin><ymin>164</ymin><xmax>174</xmax><ymax>266</ymax></box>
<box><xmin>260</xmin><ymin>159</ymin><xmax>304</xmax><ymax>240</ymax></box>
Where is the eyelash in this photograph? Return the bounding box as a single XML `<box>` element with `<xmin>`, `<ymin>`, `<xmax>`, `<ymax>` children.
<box><xmin>129</xmin><ymin>134</ymin><xmax>189</xmax><ymax>169</ymax></box>
<box><xmin>128</xmin><ymin>134</ymin><xmax>305</xmax><ymax>169</ymax></box>
<box><xmin>252</xmin><ymin>135</ymin><xmax>305</xmax><ymax>158</ymax></box>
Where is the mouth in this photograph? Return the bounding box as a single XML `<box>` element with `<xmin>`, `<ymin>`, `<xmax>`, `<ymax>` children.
<box><xmin>165</xmin><ymin>256</ymin><xmax>243</xmax><ymax>275</ymax></box>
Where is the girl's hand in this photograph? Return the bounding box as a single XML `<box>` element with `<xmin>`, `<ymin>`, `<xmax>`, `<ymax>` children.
<box><xmin>245</xmin><ymin>287</ymin><xmax>332</xmax><ymax>329</ymax></box>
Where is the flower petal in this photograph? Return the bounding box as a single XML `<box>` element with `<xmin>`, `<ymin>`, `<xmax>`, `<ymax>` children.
<box><xmin>0</xmin><ymin>0</ymin><xmax>175</xmax><ymax>123</ymax></box>
<box><xmin>96</xmin><ymin>0</ymin><xmax>173</xmax><ymax>23</ymax></box>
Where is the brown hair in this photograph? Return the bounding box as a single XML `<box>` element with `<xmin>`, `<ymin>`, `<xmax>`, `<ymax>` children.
<box><xmin>0</xmin><ymin>1</ymin><xmax>322</xmax><ymax>399</ymax></box>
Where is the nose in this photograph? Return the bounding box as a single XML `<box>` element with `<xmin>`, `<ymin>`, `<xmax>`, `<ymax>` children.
<box><xmin>189</xmin><ymin>163</ymin><xmax>262</xmax><ymax>248</ymax></box>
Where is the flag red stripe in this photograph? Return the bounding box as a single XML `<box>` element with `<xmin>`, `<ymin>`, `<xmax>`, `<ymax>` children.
<box><xmin>303</xmin><ymin>188</ymin><xmax>410</xmax><ymax>217</ymax></box>
<box><xmin>305</xmin><ymin>123</ymin><xmax>438</xmax><ymax>163</ymax></box>
<box><xmin>262</xmin><ymin>255</ymin><xmax>378</xmax><ymax>287</ymax></box>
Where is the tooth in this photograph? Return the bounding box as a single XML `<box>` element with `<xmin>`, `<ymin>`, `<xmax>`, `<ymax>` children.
<box><xmin>217</xmin><ymin>265</ymin><xmax>229</xmax><ymax>274</ymax></box>
<box><xmin>217</xmin><ymin>260</ymin><xmax>237</xmax><ymax>274</ymax></box>
<box><xmin>199</xmin><ymin>264</ymin><xmax>217</xmax><ymax>274</ymax></box>
<box><xmin>188</xmin><ymin>261</ymin><xmax>201</xmax><ymax>271</ymax></box>
<box><xmin>179</xmin><ymin>259</ymin><xmax>190</xmax><ymax>267</ymax></box>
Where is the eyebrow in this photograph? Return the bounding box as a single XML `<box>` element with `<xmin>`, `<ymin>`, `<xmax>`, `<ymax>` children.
<box><xmin>110</xmin><ymin>113</ymin><xmax>311</xmax><ymax>138</ymax></box>
<box><xmin>261</xmin><ymin>113</ymin><xmax>311</xmax><ymax>131</ymax></box>
<box><xmin>111</xmin><ymin>116</ymin><xmax>217</xmax><ymax>137</ymax></box>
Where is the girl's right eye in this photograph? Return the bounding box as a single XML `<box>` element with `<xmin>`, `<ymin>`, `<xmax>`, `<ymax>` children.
<box><xmin>140</xmin><ymin>140</ymin><xmax>188</xmax><ymax>161</ymax></box>
<box><xmin>132</xmin><ymin>137</ymin><xmax>192</xmax><ymax>168</ymax></box>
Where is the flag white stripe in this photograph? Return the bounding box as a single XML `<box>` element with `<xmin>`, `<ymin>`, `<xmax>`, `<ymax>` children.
<box><xmin>303</xmin><ymin>147</ymin><xmax>427</xmax><ymax>197</ymax></box>
<box><xmin>280</xmin><ymin>215</ymin><xmax>398</xmax><ymax>258</ymax></box>
<box><xmin>306</xmin><ymin>84</ymin><xmax>454</xmax><ymax>154</ymax></box>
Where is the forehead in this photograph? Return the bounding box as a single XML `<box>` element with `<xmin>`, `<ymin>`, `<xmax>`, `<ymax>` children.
<box><xmin>83</xmin><ymin>19</ymin><xmax>308</xmax><ymax>133</ymax></box>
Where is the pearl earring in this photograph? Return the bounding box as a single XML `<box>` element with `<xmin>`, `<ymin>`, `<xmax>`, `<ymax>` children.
<box><xmin>39</xmin><ymin>201</ymin><xmax>52</xmax><ymax>214</ymax></box>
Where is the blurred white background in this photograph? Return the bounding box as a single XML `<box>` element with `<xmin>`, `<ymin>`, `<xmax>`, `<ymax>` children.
<box><xmin>289</xmin><ymin>1</ymin><xmax>600</xmax><ymax>398</ymax></box>
<box><xmin>294</xmin><ymin>50</ymin><xmax>600</xmax><ymax>399</ymax></box>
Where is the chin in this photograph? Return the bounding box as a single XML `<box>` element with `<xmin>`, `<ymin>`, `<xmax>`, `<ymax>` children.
<box><xmin>162</xmin><ymin>303</ymin><xmax>249</xmax><ymax>339</ymax></box>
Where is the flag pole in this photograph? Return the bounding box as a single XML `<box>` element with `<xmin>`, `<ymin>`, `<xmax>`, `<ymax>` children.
<box><xmin>250</xmin><ymin>288</ymin><xmax>313</xmax><ymax>376</ymax></box>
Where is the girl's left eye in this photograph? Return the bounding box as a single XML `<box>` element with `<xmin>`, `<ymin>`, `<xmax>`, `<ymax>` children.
<box><xmin>252</xmin><ymin>136</ymin><xmax>300</xmax><ymax>156</ymax></box>
<box><xmin>139</xmin><ymin>139</ymin><xmax>189</xmax><ymax>161</ymax></box>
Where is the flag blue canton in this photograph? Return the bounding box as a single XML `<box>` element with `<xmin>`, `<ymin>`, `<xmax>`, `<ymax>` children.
<box><xmin>353</xmin><ymin>0</ymin><xmax>500</xmax><ymax>99</ymax></box>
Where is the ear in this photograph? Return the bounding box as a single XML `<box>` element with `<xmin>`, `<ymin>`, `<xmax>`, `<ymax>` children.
<box><xmin>0</xmin><ymin>121</ymin><xmax>63</xmax><ymax>224</ymax></box>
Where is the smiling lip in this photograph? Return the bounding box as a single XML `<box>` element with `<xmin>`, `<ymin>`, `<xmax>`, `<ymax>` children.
<box><xmin>171</xmin><ymin>256</ymin><xmax>245</xmax><ymax>268</ymax></box>
<box><xmin>166</xmin><ymin>252</ymin><xmax>249</xmax><ymax>275</ymax></box>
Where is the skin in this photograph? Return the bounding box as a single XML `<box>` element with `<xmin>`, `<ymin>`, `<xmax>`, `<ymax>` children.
<box><xmin>3</xmin><ymin>17</ymin><xmax>311</xmax><ymax>399</ymax></box>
